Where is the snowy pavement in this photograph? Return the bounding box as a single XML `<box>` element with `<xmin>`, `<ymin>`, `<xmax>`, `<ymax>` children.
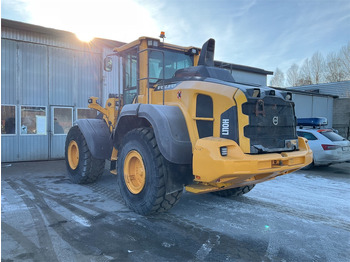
<box><xmin>1</xmin><ymin>161</ymin><xmax>349</xmax><ymax>261</ymax></box>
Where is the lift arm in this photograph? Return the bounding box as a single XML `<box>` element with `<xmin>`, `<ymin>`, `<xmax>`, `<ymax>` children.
<box><xmin>88</xmin><ymin>96</ymin><xmax>120</xmax><ymax>132</ymax></box>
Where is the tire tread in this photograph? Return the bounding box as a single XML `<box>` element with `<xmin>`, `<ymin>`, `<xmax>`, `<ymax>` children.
<box><xmin>118</xmin><ymin>127</ymin><xmax>182</xmax><ymax>215</ymax></box>
<box><xmin>212</xmin><ymin>185</ymin><xmax>255</xmax><ymax>198</ymax></box>
<box><xmin>65</xmin><ymin>126</ymin><xmax>105</xmax><ymax>184</ymax></box>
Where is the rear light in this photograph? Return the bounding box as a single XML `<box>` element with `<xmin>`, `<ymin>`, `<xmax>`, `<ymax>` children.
<box><xmin>321</xmin><ymin>144</ymin><xmax>340</xmax><ymax>150</ymax></box>
<box><xmin>317</xmin><ymin>129</ymin><xmax>332</xmax><ymax>133</ymax></box>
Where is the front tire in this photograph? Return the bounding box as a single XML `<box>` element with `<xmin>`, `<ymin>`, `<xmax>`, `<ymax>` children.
<box><xmin>117</xmin><ymin>128</ymin><xmax>182</xmax><ymax>215</ymax></box>
<box><xmin>65</xmin><ymin>125</ymin><xmax>105</xmax><ymax>184</ymax></box>
<box><xmin>212</xmin><ymin>185</ymin><xmax>255</xmax><ymax>197</ymax></box>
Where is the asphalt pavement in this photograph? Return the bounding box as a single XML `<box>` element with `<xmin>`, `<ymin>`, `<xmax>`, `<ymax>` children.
<box><xmin>1</xmin><ymin>160</ymin><xmax>349</xmax><ymax>261</ymax></box>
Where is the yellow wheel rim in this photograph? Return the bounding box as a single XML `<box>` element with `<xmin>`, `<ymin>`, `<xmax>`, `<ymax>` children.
<box><xmin>124</xmin><ymin>150</ymin><xmax>146</xmax><ymax>194</ymax></box>
<box><xmin>68</xmin><ymin>140</ymin><xmax>79</xmax><ymax>170</ymax></box>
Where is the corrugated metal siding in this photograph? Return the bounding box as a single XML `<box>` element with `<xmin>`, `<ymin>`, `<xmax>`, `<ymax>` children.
<box><xmin>1</xmin><ymin>25</ymin><xmax>110</xmax><ymax>162</ymax></box>
<box><xmin>102</xmin><ymin>47</ymin><xmax>121</xmax><ymax>105</ymax></box>
<box><xmin>50</xmin><ymin>135</ymin><xmax>66</xmax><ymax>159</ymax></box>
<box><xmin>2</xmin><ymin>39</ymin><xmax>19</xmax><ymax>162</ymax></box>
<box><xmin>20</xmin><ymin>42</ymin><xmax>48</xmax><ymax>105</ymax></box>
<box><xmin>1</xmin><ymin>136</ymin><xmax>19</xmax><ymax>162</ymax></box>
<box><xmin>49</xmin><ymin>47</ymin><xmax>75</xmax><ymax>106</ymax></box>
<box><xmin>2</xmin><ymin>26</ymin><xmax>101</xmax><ymax>54</ymax></box>
<box><xmin>19</xmin><ymin>135</ymin><xmax>49</xmax><ymax>161</ymax></box>
<box><xmin>15</xmin><ymin>42</ymin><xmax>50</xmax><ymax>161</ymax></box>
<box><xmin>76</xmin><ymin>52</ymin><xmax>102</xmax><ymax>107</ymax></box>
<box><xmin>2</xmin><ymin>21</ymin><xmax>125</xmax><ymax>162</ymax></box>
<box><xmin>1</xmin><ymin>39</ymin><xmax>17</xmax><ymax>104</ymax></box>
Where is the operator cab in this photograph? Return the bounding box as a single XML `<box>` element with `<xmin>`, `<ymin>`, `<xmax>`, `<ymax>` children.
<box><xmin>104</xmin><ymin>36</ymin><xmax>200</xmax><ymax>105</ymax></box>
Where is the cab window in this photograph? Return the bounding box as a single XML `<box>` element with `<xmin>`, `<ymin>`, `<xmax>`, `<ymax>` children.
<box><xmin>123</xmin><ymin>49</ymin><xmax>138</xmax><ymax>105</ymax></box>
<box><xmin>148</xmin><ymin>50</ymin><xmax>193</xmax><ymax>84</ymax></box>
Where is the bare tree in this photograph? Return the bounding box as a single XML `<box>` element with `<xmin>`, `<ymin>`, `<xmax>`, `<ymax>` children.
<box><xmin>276</xmin><ymin>41</ymin><xmax>350</xmax><ymax>86</ymax></box>
<box><xmin>270</xmin><ymin>67</ymin><xmax>285</xmax><ymax>87</ymax></box>
<box><xmin>339</xmin><ymin>42</ymin><xmax>350</xmax><ymax>80</ymax></box>
<box><xmin>325</xmin><ymin>52</ymin><xmax>345</xmax><ymax>82</ymax></box>
<box><xmin>297</xmin><ymin>59</ymin><xmax>312</xmax><ymax>86</ymax></box>
<box><xmin>310</xmin><ymin>51</ymin><xmax>325</xmax><ymax>84</ymax></box>
<box><xmin>286</xmin><ymin>63</ymin><xmax>299</xmax><ymax>86</ymax></box>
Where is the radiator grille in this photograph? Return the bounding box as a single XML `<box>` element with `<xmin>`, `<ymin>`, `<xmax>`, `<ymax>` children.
<box><xmin>242</xmin><ymin>96</ymin><xmax>298</xmax><ymax>153</ymax></box>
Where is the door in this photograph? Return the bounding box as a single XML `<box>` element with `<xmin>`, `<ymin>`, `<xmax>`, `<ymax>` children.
<box><xmin>50</xmin><ymin>106</ymin><xmax>73</xmax><ymax>159</ymax></box>
<box><xmin>123</xmin><ymin>48</ymin><xmax>138</xmax><ymax>105</ymax></box>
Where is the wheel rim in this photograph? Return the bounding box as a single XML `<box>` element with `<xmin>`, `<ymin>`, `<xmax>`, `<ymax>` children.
<box><xmin>124</xmin><ymin>150</ymin><xmax>146</xmax><ymax>194</ymax></box>
<box><xmin>68</xmin><ymin>140</ymin><xmax>79</xmax><ymax>170</ymax></box>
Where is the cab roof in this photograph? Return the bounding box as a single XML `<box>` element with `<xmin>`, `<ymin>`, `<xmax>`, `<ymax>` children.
<box><xmin>113</xmin><ymin>36</ymin><xmax>198</xmax><ymax>53</ymax></box>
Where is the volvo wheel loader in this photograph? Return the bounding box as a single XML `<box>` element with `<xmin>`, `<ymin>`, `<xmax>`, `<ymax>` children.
<box><xmin>65</xmin><ymin>36</ymin><xmax>312</xmax><ymax>215</ymax></box>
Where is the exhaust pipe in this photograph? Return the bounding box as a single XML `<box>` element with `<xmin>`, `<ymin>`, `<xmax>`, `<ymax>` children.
<box><xmin>198</xmin><ymin>38</ymin><xmax>215</xmax><ymax>66</ymax></box>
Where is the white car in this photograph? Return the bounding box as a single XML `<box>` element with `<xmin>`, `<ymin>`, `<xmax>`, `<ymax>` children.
<box><xmin>297</xmin><ymin>127</ymin><xmax>350</xmax><ymax>168</ymax></box>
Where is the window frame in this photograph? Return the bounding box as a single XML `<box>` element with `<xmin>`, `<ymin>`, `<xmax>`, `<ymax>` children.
<box><xmin>20</xmin><ymin>105</ymin><xmax>47</xmax><ymax>136</ymax></box>
<box><xmin>51</xmin><ymin>106</ymin><xmax>73</xmax><ymax>135</ymax></box>
<box><xmin>1</xmin><ymin>104</ymin><xmax>17</xmax><ymax>136</ymax></box>
<box><xmin>121</xmin><ymin>48</ymin><xmax>139</xmax><ymax>105</ymax></box>
<box><xmin>148</xmin><ymin>48</ymin><xmax>194</xmax><ymax>84</ymax></box>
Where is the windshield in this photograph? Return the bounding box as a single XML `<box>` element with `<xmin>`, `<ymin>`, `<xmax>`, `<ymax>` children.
<box><xmin>148</xmin><ymin>50</ymin><xmax>193</xmax><ymax>84</ymax></box>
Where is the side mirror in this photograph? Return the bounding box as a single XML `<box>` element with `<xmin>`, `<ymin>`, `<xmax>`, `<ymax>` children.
<box><xmin>104</xmin><ymin>57</ymin><xmax>113</xmax><ymax>72</ymax></box>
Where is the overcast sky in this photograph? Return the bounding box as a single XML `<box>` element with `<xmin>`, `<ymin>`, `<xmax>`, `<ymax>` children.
<box><xmin>2</xmin><ymin>0</ymin><xmax>350</xmax><ymax>75</ymax></box>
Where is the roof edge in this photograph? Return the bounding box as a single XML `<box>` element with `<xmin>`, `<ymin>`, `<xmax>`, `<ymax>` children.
<box><xmin>1</xmin><ymin>18</ymin><xmax>125</xmax><ymax>48</ymax></box>
<box><xmin>271</xmin><ymin>86</ymin><xmax>339</xmax><ymax>98</ymax></box>
<box><xmin>214</xmin><ymin>60</ymin><xmax>273</xmax><ymax>75</ymax></box>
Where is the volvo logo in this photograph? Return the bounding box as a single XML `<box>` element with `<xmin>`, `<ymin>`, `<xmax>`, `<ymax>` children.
<box><xmin>273</xmin><ymin>116</ymin><xmax>279</xmax><ymax>126</ymax></box>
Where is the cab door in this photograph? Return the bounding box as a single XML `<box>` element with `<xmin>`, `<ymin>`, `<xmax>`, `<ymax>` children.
<box><xmin>122</xmin><ymin>48</ymin><xmax>138</xmax><ymax>105</ymax></box>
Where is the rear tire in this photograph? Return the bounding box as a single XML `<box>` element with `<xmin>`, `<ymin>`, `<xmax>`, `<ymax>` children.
<box><xmin>65</xmin><ymin>125</ymin><xmax>105</xmax><ymax>184</ymax></box>
<box><xmin>117</xmin><ymin>127</ymin><xmax>182</xmax><ymax>215</ymax></box>
<box><xmin>212</xmin><ymin>185</ymin><xmax>255</xmax><ymax>197</ymax></box>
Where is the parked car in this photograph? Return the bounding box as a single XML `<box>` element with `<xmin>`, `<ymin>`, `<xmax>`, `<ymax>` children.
<box><xmin>297</xmin><ymin>118</ymin><xmax>350</xmax><ymax>168</ymax></box>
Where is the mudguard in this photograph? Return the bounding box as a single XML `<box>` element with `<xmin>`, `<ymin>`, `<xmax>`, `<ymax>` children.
<box><xmin>115</xmin><ymin>104</ymin><xmax>192</xmax><ymax>164</ymax></box>
<box><xmin>75</xmin><ymin>119</ymin><xmax>113</xmax><ymax>160</ymax></box>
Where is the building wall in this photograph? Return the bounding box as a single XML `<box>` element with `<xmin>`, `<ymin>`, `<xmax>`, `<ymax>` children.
<box><xmin>333</xmin><ymin>98</ymin><xmax>350</xmax><ymax>139</ymax></box>
<box><xmin>293</xmin><ymin>94</ymin><xmax>333</xmax><ymax>128</ymax></box>
<box><xmin>289</xmin><ymin>82</ymin><xmax>350</xmax><ymax>139</ymax></box>
<box><xmin>1</xmin><ymin>26</ymin><xmax>107</xmax><ymax>162</ymax></box>
<box><xmin>289</xmin><ymin>81</ymin><xmax>350</xmax><ymax>98</ymax></box>
<box><xmin>231</xmin><ymin>70</ymin><xmax>267</xmax><ymax>86</ymax></box>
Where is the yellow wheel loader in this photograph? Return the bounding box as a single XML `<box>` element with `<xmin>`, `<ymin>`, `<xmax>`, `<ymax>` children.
<box><xmin>65</xmin><ymin>36</ymin><xmax>312</xmax><ymax>215</ymax></box>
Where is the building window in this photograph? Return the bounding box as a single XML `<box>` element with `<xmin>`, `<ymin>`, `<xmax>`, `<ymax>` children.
<box><xmin>1</xmin><ymin>105</ymin><xmax>16</xmax><ymax>135</ymax></box>
<box><xmin>21</xmin><ymin>106</ymin><xmax>47</xmax><ymax>135</ymax></box>
<box><xmin>77</xmin><ymin>108</ymin><xmax>97</xmax><ymax>119</ymax></box>
<box><xmin>53</xmin><ymin>107</ymin><xmax>73</xmax><ymax>135</ymax></box>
